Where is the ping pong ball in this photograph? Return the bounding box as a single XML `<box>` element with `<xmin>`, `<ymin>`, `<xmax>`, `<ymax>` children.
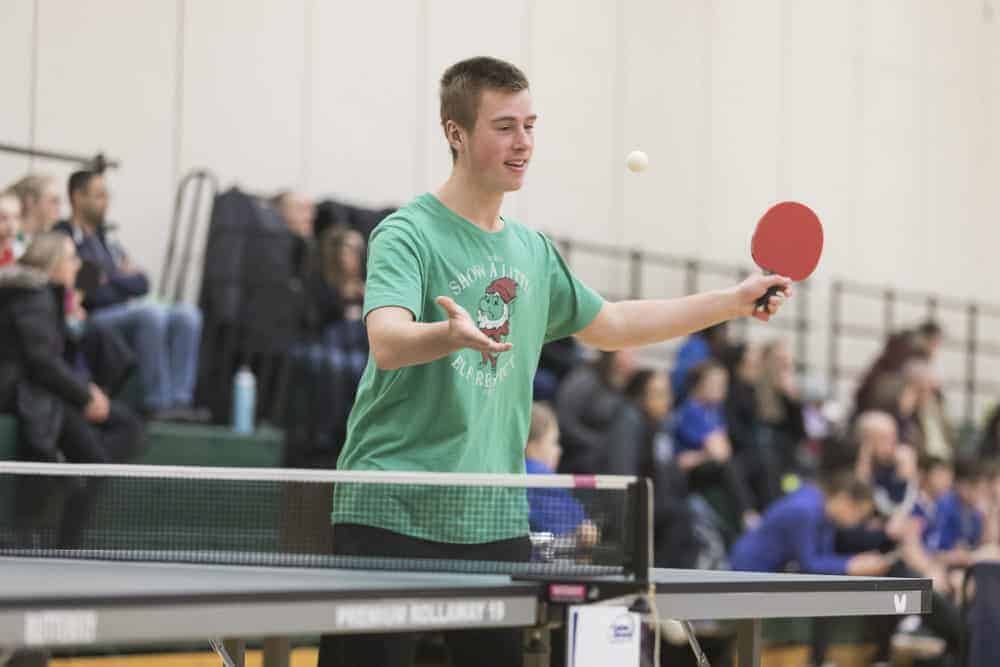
<box><xmin>626</xmin><ymin>150</ymin><xmax>648</xmax><ymax>173</ymax></box>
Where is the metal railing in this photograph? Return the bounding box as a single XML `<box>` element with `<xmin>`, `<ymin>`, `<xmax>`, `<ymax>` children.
<box><xmin>829</xmin><ymin>280</ymin><xmax>1000</xmax><ymax>424</ymax></box>
<box><xmin>549</xmin><ymin>238</ymin><xmax>999</xmax><ymax>425</ymax></box>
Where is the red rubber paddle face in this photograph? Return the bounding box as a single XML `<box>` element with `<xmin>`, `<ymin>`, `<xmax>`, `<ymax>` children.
<box><xmin>751</xmin><ymin>201</ymin><xmax>823</xmax><ymax>281</ymax></box>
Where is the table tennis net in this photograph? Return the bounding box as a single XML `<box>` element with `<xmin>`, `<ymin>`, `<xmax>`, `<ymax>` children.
<box><xmin>0</xmin><ymin>463</ymin><xmax>649</xmax><ymax>578</ymax></box>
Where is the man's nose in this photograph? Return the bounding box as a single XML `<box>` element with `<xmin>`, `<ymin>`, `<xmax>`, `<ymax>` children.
<box><xmin>513</xmin><ymin>128</ymin><xmax>531</xmax><ymax>150</ymax></box>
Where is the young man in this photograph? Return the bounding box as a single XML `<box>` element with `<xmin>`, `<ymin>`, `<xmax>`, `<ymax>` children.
<box><xmin>54</xmin><ymin>171</ymin><xmax>203</xmax><ymax>420</ymax></box>
<box><xmin>321</xmin><ymin>56</ymin><xmax>792</xmax><ymax>667</ymax></box>
<box><xmin>729</xmin><ymin>469</ymin><xmax>891</xmax><ymax>576</ymax></box>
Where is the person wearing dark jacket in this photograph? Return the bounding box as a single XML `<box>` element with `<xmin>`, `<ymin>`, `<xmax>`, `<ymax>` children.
<box><xmin>554</xmin><ymin>349</ymin><xmax>636</xmax><ymax>475</ymax></box>
<box><xmin>623</xmin><ymin>369</ymin><xmax>701</xmax><ymax>568</ymax></box>
<box><xmin>0</xmin><ymin>233</ymin><xmax>144</xmax><ymax>547</ymax></box>
<box><xmin>54</xmin><ymin>171</ymin><xmax>202</xmax><ymax>419</ymax></box>
<box><xmin>724</xmin><ymin>343</ymin><xmax>781</xmax><ymax>510</ymax></box>
<box><xmin>0</xmin><ymin>233</ymin><xmax>144</xmax><ymax>463</ymax></box>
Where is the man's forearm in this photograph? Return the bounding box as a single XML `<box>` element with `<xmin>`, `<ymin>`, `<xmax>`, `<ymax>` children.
<box><xmin>580</xmin><ymin>290</ymin><xmax>740</xmax><ymax>351</ymax></box>
<box><xmin>372</xmin><ymin>320</ymin><xmax>460</xmax><ymax>370</ymax></box>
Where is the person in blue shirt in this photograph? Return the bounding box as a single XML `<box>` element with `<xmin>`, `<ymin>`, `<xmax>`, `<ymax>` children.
<box><xmin>734</xmin><ymin>466</ymin><xmax>965</xmax><ymax>666</ymax></box>
<box><xmin>669</xmin><ymin>322</ymin><xmax>729</xmax><ymax>402</ymax></box>
<box><xmin>730</xmin><ymin>469</ymin><xmax>892</xmax><ymax>576</ymax></box>
<box><xmin>921</xmin><ymin>458</ymin><xmax>987</xmax><ymax>570</ymax></box>
<box><xmin>524</xmin><ymin>402</ymin><xmax>598</xmax><ymax>549</ymax></box>
<box><xmin>674</xmin><ymin>360</ymin><xmax>756</xmax><ymax>533</ymax></box>
<box><xmin>912</xmin><ymin>456</ymin><xmax>954</xmax><ymax>552</ymax></box>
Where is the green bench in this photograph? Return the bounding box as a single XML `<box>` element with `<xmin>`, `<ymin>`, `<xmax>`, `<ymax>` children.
<box><xmin>0</xmin><ymin>414</ymin><xmax>283</xmax><ymax>467</ymax></box>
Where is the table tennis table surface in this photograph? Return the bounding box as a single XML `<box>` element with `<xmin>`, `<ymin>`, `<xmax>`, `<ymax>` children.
<box><xmin>0</xmin><ymin>555</ymin><xmax>931</xmax><ymax>651</ymax></box>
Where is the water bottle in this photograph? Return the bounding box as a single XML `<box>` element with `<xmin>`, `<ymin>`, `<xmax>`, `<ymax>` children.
<box><xmin>232</xmin><ymin>366</ymin><xmax>256</xmax><ymax>434</ymax></box>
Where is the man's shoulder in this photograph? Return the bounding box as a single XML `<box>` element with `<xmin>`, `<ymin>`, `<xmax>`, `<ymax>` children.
<box><xmin>369</xmin><ymin>195</ymin><xmax>439</xmax><ymax>242</ymax></box>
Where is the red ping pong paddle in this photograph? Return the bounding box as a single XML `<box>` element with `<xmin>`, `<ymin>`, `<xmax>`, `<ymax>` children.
<box><xmin>751</xmin><ymin>201</ymin><xmax>823</xmax><ymax>311</ymax></box>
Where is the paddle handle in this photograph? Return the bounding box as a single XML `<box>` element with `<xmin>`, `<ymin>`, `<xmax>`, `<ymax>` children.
<box><xmin>754</xmin><ymin>281</ymin><xmax>785</xmax><ymax>312</ymax></box>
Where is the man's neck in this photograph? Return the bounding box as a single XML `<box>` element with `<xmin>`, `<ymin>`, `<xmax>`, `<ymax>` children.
<box><xmin>70</xmin><ymin>214</ymin><xmax>97</xmax><ymax>236</ymax></box>
<box><xmin>435</xmin><ymin>169</ymin><xmax>505</xmax><ymax>232</ymax></box>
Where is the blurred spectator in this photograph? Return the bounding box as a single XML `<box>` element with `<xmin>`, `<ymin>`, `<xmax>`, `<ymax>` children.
<box><xmin>0</xmin><ymin>189</ymin><xmax>21</xmax><ymax>266</ymax></box>
<box><xmin>304</xmin><ymin>225</ymin><xmax>366</xmax><ymax>331</ymax></box>
<box><xmin>669</xmin><ymin>322</ymin><xmax>729</xmax><ymax>402</ymax></box>
<box><xmin>674</xmin><ymin>360</ymin><xmax>757</xmax><ymax>533</ymax></box>
<box><xmin>54</xmin><ymin>170</ymin><xmax>203</xmax><ymax>420</ymax></box>
<box><xmin>854</xmin><ymin>411</ymin><xmax>919</xmax><ymax>517</ymax></box>
<box><xmin>622</xmin><ymin>369</ymin><xmax>702</xmax><ymax>568</ymax></box>
<box><xmin>0</xmin><ymin>233</ymin><xmax>143</xmax><ymax>463</ymax></box>
<box><xmin>533</xmin><ymin>337</ymin><xmax>584</xmax><ymax>402</ymax></box>
<box><xmin>272</xmin><ymin>190</ymin><xmax>316</xmax><ymax>238</ymax></box>
<box><xmin>755</xmin><ymin>339</ymin><xmax>806</xmax><ymax>475</ymax></box>
<box><xmin>913</xmin><ymin>319</ymin><xmax>944</xmax><ymax>361</ymax></box>
<box><xmin>981</xmin><ymin>460</ymin><xmax>1000</xmax><ymax>550</ymax></box>
<box><xmin>979</xmin><ymin>403</ymin><xmax>1000</xmax><ymax>460</ymax></box>
<box><xmin>854</xmin><ymin>330</ymin><xmax>923</xmax><ymax>416</ymax></box>
<box><xmin>524</xmin><ymin>402</ymin><xmax>598</xmax><ymax>548</ymax></box>
<box><xmin>723</xmin><ymin>343</ymin><xmax>781</xmax><ymax>510</ymax></box>
<box><xmin>730</xmin><ymin>468</ymin><xmax>888</xmax><ymax>576</ymax></box>
<box><xmin>925</xmin><ymin>459</ymin><xmax>988</xmax><ymax>567</ymax></box>
<box><xmin>9</xmin><ymin>173</ymin><xmax>61</xmax><ymax>244</ymax></box>
<box><xmin>913</xmin><ymin>456</ymin><xmax>954</xmax><ymax>551</ymax></box>
<box><xmin>555</xmin><ymin>349</ymin><xmax>636</xmax><ymax>475</ymax></box>
<box><xmin>899</xmin><ymin>358</ymin><xmax>953</xmax><ymax>460</ymax></box>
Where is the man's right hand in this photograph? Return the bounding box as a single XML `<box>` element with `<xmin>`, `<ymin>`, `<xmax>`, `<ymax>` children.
<box><xmin>84</xmin><ymin>384</ymin><xmax>110</xmax><ymax>423</ymax></box>
<box><xmin>435</xmin><ymin>296</ymin><xmax>513</xmax><ymax>356</ymax></box>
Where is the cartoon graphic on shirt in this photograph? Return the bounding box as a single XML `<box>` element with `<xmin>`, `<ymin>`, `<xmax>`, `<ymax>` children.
<box><xmin>476</xmin><ymin>277</ymin><xmax>518</xmax><ymax>369</ymax></box>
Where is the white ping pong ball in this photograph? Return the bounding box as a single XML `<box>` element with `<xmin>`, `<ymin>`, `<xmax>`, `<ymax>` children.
<box><xmin>626</xmin><ymin>150</ymin><xmax>648</xmax><ymax>173</ymax></box>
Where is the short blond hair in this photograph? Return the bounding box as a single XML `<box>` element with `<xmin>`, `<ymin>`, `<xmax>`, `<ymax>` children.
<box><xmin>9</xmin><ymin>173</ymin><xmax>55</xmax><ymax>207</ymax></box>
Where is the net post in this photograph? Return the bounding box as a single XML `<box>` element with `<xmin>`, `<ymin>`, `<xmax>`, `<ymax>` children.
<box><xmin>627</xmin><ymin>478</ymin><xmax>653</xmax><ymax>585</ymax></box>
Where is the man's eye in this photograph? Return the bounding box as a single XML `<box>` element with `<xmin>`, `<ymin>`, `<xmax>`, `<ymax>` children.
<box><xmin>525</xmin><ymin>125</ymin><xmax>534</xmax><ymax>132</ymax></box>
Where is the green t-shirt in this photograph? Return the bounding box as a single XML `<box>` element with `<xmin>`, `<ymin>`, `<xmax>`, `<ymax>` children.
<box><xmin>331</xmin><ymin>193</ymin><xmax>604</xmax><ymax>543</ymax></box>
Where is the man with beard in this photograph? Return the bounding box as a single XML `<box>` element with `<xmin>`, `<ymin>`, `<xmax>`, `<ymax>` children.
<box><xmin>55</xmin><ymin>171</ymin><xmax>203</xmax><ymax>421</ymax></box>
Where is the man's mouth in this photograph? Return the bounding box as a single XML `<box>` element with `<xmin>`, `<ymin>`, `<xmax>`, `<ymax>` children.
<box><xmin>504</xmin><ymin>160</ymin><xmax>527</xmax><ymax>172</ymax></box>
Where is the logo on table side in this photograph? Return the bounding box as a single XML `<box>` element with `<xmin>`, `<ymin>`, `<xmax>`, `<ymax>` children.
<box><xmin>608</xmin><ymin>614</ymin><xmax>637</xmax><ymax>643</ymax></box>
<box><xmin>894</xmin><ymin>593</ymin><xmax>907</xmax><ymax>614</ymax></box>
<box><xmin>334</xmin><ymin>599</ymin><xmax>507</xmax><ymax>630</ymax></box>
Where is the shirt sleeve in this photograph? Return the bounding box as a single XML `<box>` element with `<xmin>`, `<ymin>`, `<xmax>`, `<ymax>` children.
<box><xmin>541</xmin><ymin>234</ymin><xmax>604</xmax><ymax>342</ymax></box>
<box><xmin>788</xmin><ymin>510</ymin><xmax>851</xmax><ymax>575</ymax></box>
<box><xmin>362</xmin><ymin>221</ymin><xmax>425</xmax><ymax>322</ymax></box>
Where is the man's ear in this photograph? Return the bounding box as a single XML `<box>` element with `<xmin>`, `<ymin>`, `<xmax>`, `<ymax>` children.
<box><xmin>444</xmin><ymin>120</ymin><xmax>465</xmax><ymax>155</ymax></box>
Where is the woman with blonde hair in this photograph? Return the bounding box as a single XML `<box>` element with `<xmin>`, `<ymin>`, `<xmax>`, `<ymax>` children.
<box><xmin>9</xmin><ymin>173</ymin><xmax>62</xmax><ymax>243</ymax></box>
<box><xmin>0</xmin><ymin>232</ymin><xmax>142</xmax><ymax>466</ymax></box>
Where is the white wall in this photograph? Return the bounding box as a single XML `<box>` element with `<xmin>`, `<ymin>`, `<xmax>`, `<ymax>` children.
<box><xmin>0</xmin><ymin>0</ymin><xmax>997</xmax><ymax>417</ymax></box>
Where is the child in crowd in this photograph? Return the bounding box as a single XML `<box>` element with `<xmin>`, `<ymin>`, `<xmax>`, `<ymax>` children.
<box><xmin>524</xmin><ymin>402</ymin><xmax>598</xmax><ymax>550</ymax></box>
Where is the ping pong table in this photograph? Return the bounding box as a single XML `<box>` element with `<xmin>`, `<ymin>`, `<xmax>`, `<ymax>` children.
<box><xmin>0</xmin><ymin>556</ymin><xmax>931</xmax><ymax>667</ymax></box>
